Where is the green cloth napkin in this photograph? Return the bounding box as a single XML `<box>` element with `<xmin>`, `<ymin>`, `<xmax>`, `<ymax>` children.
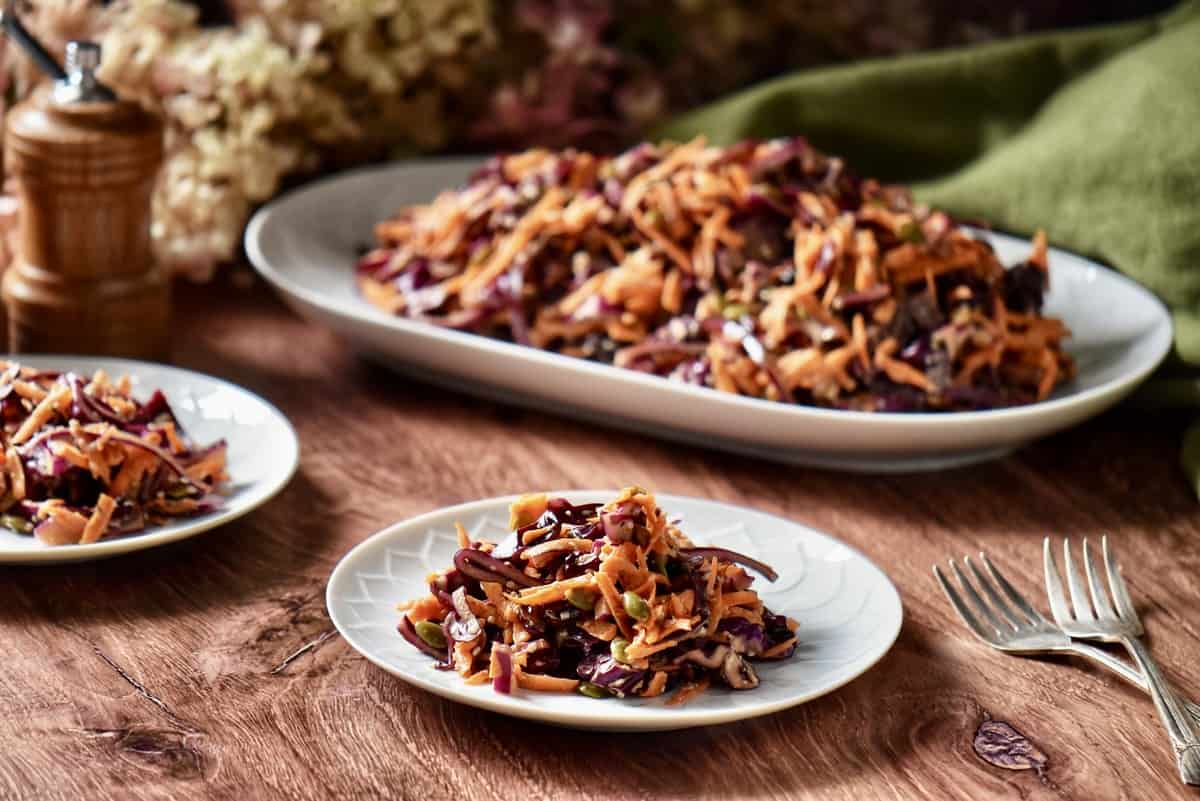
<box><xmin>658</xmin><ymin>3</ymin><xmax>1200</xmax><ymax>489</ymax></box>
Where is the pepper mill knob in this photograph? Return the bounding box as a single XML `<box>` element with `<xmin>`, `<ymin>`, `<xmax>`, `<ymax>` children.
<box><xmin>52</xmin><ymin>41</ymin><xmax>116</xmax><ymax>104</ymax></box>
<box><xmin>66</xmin><ymin>40</ymin><xmax>98</xmax><ymax>70</ymax></box>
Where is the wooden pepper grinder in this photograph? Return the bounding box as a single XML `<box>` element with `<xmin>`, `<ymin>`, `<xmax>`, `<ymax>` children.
<box><xmin>2</xmin><ymin>35</ymin><xmax>168</xmax><ymax>359</ymax></box>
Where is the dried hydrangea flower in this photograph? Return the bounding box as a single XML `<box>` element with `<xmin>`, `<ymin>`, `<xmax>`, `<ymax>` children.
<box><xmin>94</xmin><ymin>0</ymin><xmax>492</xmax><ymax>278</ymax></box>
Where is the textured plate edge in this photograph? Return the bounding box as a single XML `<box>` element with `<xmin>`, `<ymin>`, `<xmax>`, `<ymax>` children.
<box><xmin>326</xmin><ymin>490</ymin><xmax>904</xmax><ymax>731</ymax></box>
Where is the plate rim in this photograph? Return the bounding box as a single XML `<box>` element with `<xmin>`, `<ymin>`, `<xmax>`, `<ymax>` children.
<box><xmin>326</xmin><ymin>489</ymin><xmax>904</xmax><ymax>731</ymax></box>
<box><xmin>246</xmin><ymin>157</ymin><xmax>1173</xmax><ymax>434</ymax></box>
<box><xmin>0</xmin><ymin>355</ymin><xmax>300</xmax><ymax>565</ymax></box>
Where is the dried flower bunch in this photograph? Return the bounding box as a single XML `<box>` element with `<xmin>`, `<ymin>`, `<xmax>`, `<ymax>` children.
<box><xmin>1</xmin><ymin>0</ymin><xmax>493</xmax><ymax>278</ymax></box>
<box><xmin>0</xmin><ymin>0</ymin><xmax>1141</xmax><ymax>277</ymax></box>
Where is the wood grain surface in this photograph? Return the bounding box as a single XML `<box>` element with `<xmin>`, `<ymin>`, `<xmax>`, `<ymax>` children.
<box><xmin>2</xmin><ymin>277</ymin><xmax>1199</xmax><ymax>801</ymax></box>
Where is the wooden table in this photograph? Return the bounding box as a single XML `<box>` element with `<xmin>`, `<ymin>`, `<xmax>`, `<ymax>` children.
<box><xmin>3</xmin><ymin>277</ymin><xmax>1198</xmax><ymax>801</ymax></box>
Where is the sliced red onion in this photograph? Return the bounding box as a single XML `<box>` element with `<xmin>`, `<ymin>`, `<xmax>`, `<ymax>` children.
<box><xmin>102</xmin><ymin>430</ymin><xmax>205</xmax><ymax>491</ymax></box>
<box><xmin>181</xmin><ymin>441</ymin><xmax>228</xmax><ymax>474</ymax></box>
<box><xmin>454</xmin><ymin>548</ymin><xmax>538</xmax><ymax>588</ymax></box>
<box><xmin>69</xmin><ymin>376</ymin><xmax>126</xmax><ymax>426</ymax></box>
<box><xmin>613</xmin><ymin>339</ymin><xmax>705</xmax><ymax>368</ymax></box>
<box><xmin>355</xmin><ymin>248</ymin><xmax>393</xmax><ymax>277</ymax></box>
<box><xmin>16</xmin><ymin>427</ymin><xmax>73</xmax><ymax>457</ymax></box>
<box><xmin>568</xmin><ymin>521</ymin><xmax>603</xmax><ymax>541</ymax></box>
<box><xmin>601</xmin><ymin>508</ymin><xmax>635</xmax><ymax>542</ymax></box>
<box><xmin>489</xmin><ymin>531</ymin><xmax>523</xmax><ymax>560</ymax></box>
<box><xmin>138</xmin><ymin>464</ymin><xmax>166</xmax><ymax>503</ymax></box>
<box><xmin>679</xmin><ymin>547</ymin><xmax>779</xmax><ymax>582</ymax></box>
<box><xmin>835</xmin><ymin>284</ymin><xmax>891</xmax><ymax>311</ymax></box>
<box><xmin>447</xmin><ymin>587</ymin><xmax>483</xmax><ymax>642</ymax></box>
<box><xmin>444</xmin><ymin>612</ymin><xmax>482</xmax><ymax>644</ymax></box>
<box><xmin>132</xmin><ymin>390</ymin><xmax>171</xmax><ymax>424</ymax></box>
<box><xmin>814</xmin><ymin>239</ymin><xmax>837</xmax><ymax>275</ymax></box>
<box><xmin>492</xmin><ymin>643</ymin><xmax>514</xmax><ymax>695</ymax></box>
<box><xmin>723</xmin><ymin>568</ymin><xmax>756</xmax><ymax>592</ymax></box>
<box><xmin>545</xmin><ymin>498</ymin><xmax>602</xmax><ymax>525</ymax></box>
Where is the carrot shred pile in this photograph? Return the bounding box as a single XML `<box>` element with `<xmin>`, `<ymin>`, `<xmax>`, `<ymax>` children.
<box><xmin>397</xmin><ymin>487</ymin><xmax>798</xmax><ymax>702</ymax></box>
<box><xmin>0</xmin><ymin>362</ymin><xmax>227</xmax><ymax>545</ymax></box>
<box><xmin>358</xmin><ymin>137</ymin><xmax>1074</xmax><ymax>411</ymax></box>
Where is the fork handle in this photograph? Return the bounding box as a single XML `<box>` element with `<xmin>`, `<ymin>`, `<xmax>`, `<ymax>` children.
<box><xmin>1122</xmin><ymin>637</ymin><xmax>1200</xmax><ymax>785</ymax></box>
<box><xmin>1066</xmin><ymin>642</ymin><xmax>1200</xmax><ymax>725</ymax></box>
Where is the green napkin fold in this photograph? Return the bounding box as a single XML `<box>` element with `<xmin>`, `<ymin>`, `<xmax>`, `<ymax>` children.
<box><xmin>658</xmin><ymin>3</ymin><xmax>1200</xmax><ymax>487</ymax></box>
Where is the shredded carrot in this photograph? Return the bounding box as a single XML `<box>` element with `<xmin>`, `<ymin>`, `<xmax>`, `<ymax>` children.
<box><xmin>666</xmin><ymin>678</ymin><xmax>710</xmax><ymax>706</ymax></box>
<box><xmin>625</xmin><ymin>637</ymin><xmax>688</xmax><ymax>661</ymax></box>
<box><xmin>50</xmin><ymin>441</ymin><xmax>91</xmax><ymax>470</ymax></box>
<box><xmin>594</xmin><ymin>571</ymin><xmax>634</xmax><ymax>641</ymax></box>
<box><xmin>11</xmin><ymin>386</ymin><xmax>70</xmax><ymax>445</ymax></box>
<box><xmin>464</xmin><ymin>670</ymin><xmax>490</xmax><ymax>686</ymax></box>
<box><xmin>158</xmin><ymin>422</ymin><xmax>186</xmax><ymax>455</ymax></box>
<box><xmin>481</xmin><ymin>581</ymin><xmax>506</xmax><ymax>610</ymax></box>
<box><xmin>12</xmin><ymin>381</ymin><xmax>47</xmax><ymax>403</ymax></box>
<box><xmin>515</xmin><ymin>670</ymin><xmax>580</xmax><ymax>693</ymax></box>
<box><xmin>721</xmin><ymin>591</ymin><xmax>760</xmax><ymax>608</ymax></box>
<box><xmin>761</xmin><ymin>637</ymin><xmax>799</xmax><ymax>659</ymax></box>
<box><xmin>580</xmin><ymin>619</ymin><xmax>618</xmax><ymax>641</ymax></box>
<box><xmin>403</xmin><ymin>596</ymin><xmax>445</xmax><ymax>623</ymax></box>
<box><xmin>641</xmin><ymin>671</ymin><xmax>669</xmax><ymax>698</ymax></box>
<box><xmin>509</xmin><ymin>574</ymin><xmax>597</xmax><ymax>606</ymax></box>
<box><xmin>109</xmin><ymin>449</ymin><xmax>151</xmax><ymax>498</ymax></box>
<box><xmin>523</xmin><ymin>538</ymin><xmax>595</xmax><ymax>560</ymax></box>
<box><xmin>5</xmin><ymin>449</ymin><xmax>26</xmax><ymax>501</ymax></box>
<box><xmin>78</xmin><ymin>494</ymin><xmax>116</xmax><ymax>545</ymax></box>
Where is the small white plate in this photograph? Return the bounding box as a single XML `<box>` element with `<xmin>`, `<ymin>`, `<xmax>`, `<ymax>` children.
<box><xmin>0</xmin><ymin>357</ymin><xmax>299</xmax><ymax>564</ymax></box>
<box><xmin>247</xmin><ymin>159</ymin><xmax>1172</xmax><ymax>472</ymax></box>
<box><xmin>326</xmin><ymin>491</ymin><xmax>902</xmax><ymax>732</ymax></box>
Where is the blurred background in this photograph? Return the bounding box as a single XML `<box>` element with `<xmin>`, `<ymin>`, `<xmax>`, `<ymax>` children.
<box><xmin>0</xmin><ymin>0</ymin><xmax>1176</xmax><ymax>281</ymax></box>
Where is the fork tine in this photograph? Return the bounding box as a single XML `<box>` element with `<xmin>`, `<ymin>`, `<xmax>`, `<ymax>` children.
<box><xmin>934</xmin><ymin>565</ymin><xmax>995</xmax><ymax>643</ymax></box>
<box><xmin>1062</xmin><ymin>538</ymin><xmax>1096</xmax><ymax>622</ymax></box>
<box><xmin>1102</xmin><ymin>535</ymin><xmax>1139</xmax><ymax>623</ymax></box>
<box><xmin>1082</xmin><ymin>538</ymin><xmax>1117</xmax><ymax>620</ymax></box>
<box><xmin>965</xmin><ymin>556</ymin><xmax>1022</xmax><ymax>629</ymax></box>
<box><xmin>950</xmin><ymin>558</ymin><xmax>1008</xmax><ymax>635</ymax></box>
<box><xmin>1043</xmin><ymin>537</ymin><xmax>1073</xmax><ymax>625</ymax></box>
<box><xmin>981</xmin><ymin>552</ymin><xmax>1048</xmax><ymax>625</ymax></box>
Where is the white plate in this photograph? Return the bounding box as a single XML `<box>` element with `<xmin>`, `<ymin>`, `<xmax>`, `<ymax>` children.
<box><xmin>247</xmin><ymin>158</ymin><xmax>1172</xmax><ymax>472</ymax></box>
<box><xmin>0</xmin><ymin>357</ymin><xmax>299</xmax><ymax>564</ymax></box>
<box><xmin>326</xmin><ymin>490</ymin><xmax>902</xmax><ymax>732</ymax></box>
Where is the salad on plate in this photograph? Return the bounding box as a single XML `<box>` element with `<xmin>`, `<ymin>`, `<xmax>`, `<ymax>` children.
<box><xmin>398</xmin><ymin>486</ymin><xmax>798</xmax><ymax>703</ymax></box>
<box><xmin>358</xmin><ymin>136</ymin><xmax>1074</xmax><ymax>412</ymax></box>
<box><xmin>0</xmin><ymin>362</ymin><xmax>227</xmax><ymax>546</ymax></box>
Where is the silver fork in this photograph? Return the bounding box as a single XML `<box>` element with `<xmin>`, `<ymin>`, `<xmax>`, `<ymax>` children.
<box><xmin>934</xmin><ymin>553</ymin><xmax>1200</xmax><ymax>724</ymax></box>
<box><xmin>1044</xmin><ymin>536</ymin><xmax>1200</xmax><ymax>786</ymax></box>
